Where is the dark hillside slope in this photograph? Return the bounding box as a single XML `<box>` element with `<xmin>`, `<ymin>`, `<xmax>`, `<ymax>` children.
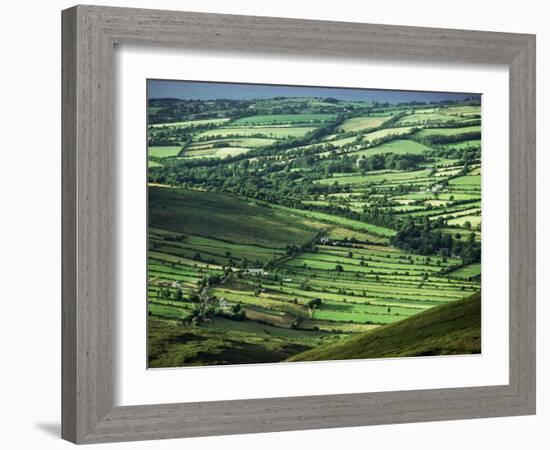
<box><xmin>287</xmin><ymin>292</ymin><xmax>481</xmax><ymax>361</ymax></box>
<box><xmin>149</xmin><ymin>186</ymin><xmax>320</xmax><ymax>248</ymax></box>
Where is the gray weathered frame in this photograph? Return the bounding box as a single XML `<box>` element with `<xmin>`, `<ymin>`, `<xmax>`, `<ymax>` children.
<box><xmin>62</xmin><ymin>4</ymin><xmax>536</xmax><ymax>444</ymax></box>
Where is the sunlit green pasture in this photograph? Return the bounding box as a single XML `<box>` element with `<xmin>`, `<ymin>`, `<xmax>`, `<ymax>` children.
<box><xmin>148</xmin><ymin>146</ymin><xmax>182</xmax><ymax>158</ymax></box>
<box><xmin>150</xmin><ymin>118</ymin><xmax>230</xmax><ymax>128</ymax></box>
<box><xmin>234</xmin><ymin>113</ymin><xmax>336</xmax><ymax>125</ymax></box>
<box><xmin>196</xmin><ymin>126</ymin><xmax>317</xmax><ymax>140</ymax></box>
<box><xmin>337</xmin><ymin>115</ymin><xmax>389</xmax><ymax>132</ymax></box>
<box><xmin>362</xmin><ymin>127</ymin><xmax>414</xmax><ymax>143</ymax></box>
<box><xmin>415</xmin><ymin>125</ymin><xmax>481</xmax><ymax>138</ymax></box>
<box><xmin>350</xmin><ymin>139</ymin><xmax>432</xmax><ymax>157</ymax></box>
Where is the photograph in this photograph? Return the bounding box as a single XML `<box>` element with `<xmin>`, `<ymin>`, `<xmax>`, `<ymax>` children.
<box><xmin>146</xmin><ymin>80</ymin><xmax>482</xmax><ymax>368</ymax></box>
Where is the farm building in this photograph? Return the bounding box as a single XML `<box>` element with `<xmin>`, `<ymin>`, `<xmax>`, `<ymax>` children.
<box><xmin>219</xmin><ymin>298</ymin><xmax>230</xmax><ymax>310</ymax></box>
<box><xmin>425</xmin><ymin>184</ymin><xmax>444</xmax><ymax>193</ymax></box>
<box><xmin>243</xmin><ymin>268</ymin><xmax>269</xmax><ymax>276</ymax></box>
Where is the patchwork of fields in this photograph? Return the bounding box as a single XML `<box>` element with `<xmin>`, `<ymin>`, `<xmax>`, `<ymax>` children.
<box><xmin>147</xmin><ymin>94</ymin><xmax>482</xmax><ymax>367</ymax></box>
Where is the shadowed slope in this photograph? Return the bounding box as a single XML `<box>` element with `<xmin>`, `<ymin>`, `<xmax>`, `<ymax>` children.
<box><xmin>287</xmin><ymin>292</ymin><xmax>481</xmax><ymax>362</ymax></box>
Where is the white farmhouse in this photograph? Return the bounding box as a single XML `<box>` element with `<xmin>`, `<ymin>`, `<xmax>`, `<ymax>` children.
<box><xmin>219</xmin><ymin>298</ymin><xmax>230</xmax><ymax>310</ymax></box>
<box><xmin>243</xmin><ymin>268</ymin><xmax>268</xmax><ymax>276</ymax></box>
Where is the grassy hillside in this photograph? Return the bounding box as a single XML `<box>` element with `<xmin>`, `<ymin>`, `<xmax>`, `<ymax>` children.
<box><xmin>149</xmin><ymin>186</ymin><xmax>321</xmax><ymax>248</ymax></box>
<box><xmin>287</xmin><ymin>292</ymin><xmax>481</xmax><ymax>361</ymax></box>
<box><xmin>148</xmin><ymin>316</ymin><xmax>327</xmax><ymax>368</ymax></box>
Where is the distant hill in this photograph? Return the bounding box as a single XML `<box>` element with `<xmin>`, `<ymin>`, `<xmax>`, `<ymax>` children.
<box><xmin>287</xmin><ymin>292</ymin><xmax>481</xmax><ymax>362</ymax></box>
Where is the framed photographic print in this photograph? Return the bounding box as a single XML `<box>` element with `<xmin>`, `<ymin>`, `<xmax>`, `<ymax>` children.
<box><xmin>62</xmin><ymin>5</ymin><xmax>536</xmax><ymax>444</ymax></box>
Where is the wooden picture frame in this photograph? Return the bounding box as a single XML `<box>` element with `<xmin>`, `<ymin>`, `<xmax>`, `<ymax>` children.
<box><xmin>61</xmin><ymin>5</ymin><xmax>536</xmax><ymax>444</ymax></box>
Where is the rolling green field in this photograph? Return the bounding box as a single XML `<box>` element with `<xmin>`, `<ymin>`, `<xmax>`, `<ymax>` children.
<box><xmin>150</xmin><ymin>118</ymin><xmax>231</xmax><ymax>128</ymax></box>
<box><xmin>448</xmin><ymin>263</ymin><xmax>481</xmax><ymax>280</ymax></box>
<box><xmin>415</xmin><ymin>125</ymin><xmax>481</xmax><ymax>138</ymax></box>
<box><xmin>350</xmin><ymin>139</ymin><xmax>432</xmax><ymax>157</ymax></box>
<box><xmin>182</xmin><ymin>146</ymin><xmax>250</xmax><ymax>159</ymax></box>
<box><xmin>148</xmin><ymin>146</ymin><xmax>182</xmax><ymax>158</ymax></box>
<box><xmin>362</xmin><ymin>126</ymin><xmax>415</xmax><ymax>143</ymax></box>
<box><xmin>338</xmin><ymin>115</ymin><xmax>390</xmax><ymax>132</ymax></box>
<box><xmin>234</xmin><ymin>113</ymin><xmax>336</xmax><ymax>125</ymax></box>
<box><xmin>196</xmin><ymin>126</ymin><xmax>317</xmax><ymax>140</ymax></box>
<box><xmin>395</xmin><ymin>112</ymin><xmax>452</xmax><ymax>124</ymax></box>
<box><xmin>147</xmin><ymin>89</ymin><xmax>482</xmax><ymax>368</ymax></box>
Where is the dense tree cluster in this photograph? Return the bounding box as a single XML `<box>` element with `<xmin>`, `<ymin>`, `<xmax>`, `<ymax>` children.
<box><xmin>391</xmin><ymin>218</ymin><xmax>480</xmax><ymax>263</ymax></box>
<box><xmin>148</xmin><ymin>98</ymin><xmax>253</xmax><ymax>124</ymax></box>
<box><xmin>412</xmin><ymin>130</ymin><xmax>481</xmax><ymax>146</ymax></box>
<box><xmin>357</xmin><ymin>153</ymin><xmax>427</xmax><ymax>171</ymax></box>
